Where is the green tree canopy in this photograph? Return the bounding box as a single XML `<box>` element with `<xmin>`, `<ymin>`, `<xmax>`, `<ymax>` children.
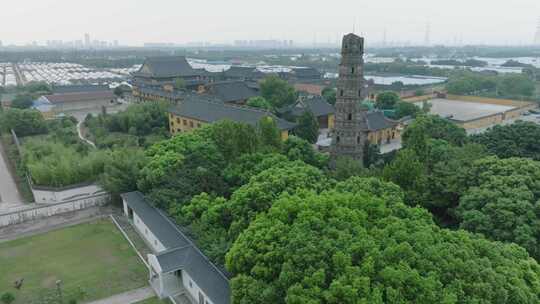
<box><xmin>173</xmin><ymin>161</ymin><xmax>330</xmax><ymax>264</ymax></box>
<box><xmin>293</xmin><ymin>110</ymin><xmax>319</xmax><ymax>144</ymax></box>
<box><xmin>226</xmin><ymin>177</ymin><xmax>540</xmax><ymax>304</ymax></box>
<box><xmin>402</xmin><ymin>115</ymin><xmax>467</xmax><ymax>158</ymax></box>
<box><xmin>260</xmin><ymin>75</ymin><xmax>297</xmax><ymax>109</ymax></box>
<box><xmin>100</xmin><ymin>148</ymin><xmax>147</xmax><ymax>200</ymax></box>
<box><xmin>471</xmin><ymin>121</ymin><xmax>540</xmax><ymax>160</ymax></box>
<box><xmin>11</xmin><ymin>94</ymin><xmax>34</xmax><ymax>109</ymax></box>
<box><xmin>456</xmin><ymin>157</ymin><xmax>540</xmax><ymax>259</ymax></box>
<box><xmin>322</xmin><ymin>87</ymin><xmax>337</xmax><ymax>105</ymax></box>
<box><xmin>0</xmin><ymin>108</ymin><xmax>47</xmax><ymax>136</ymax></box>
<box><xmin>375</xmin><ymin>91</ymin><xmax>400</xmax><ymax>110</ymax></box>
<box><xmin>246</xmin><ymin>96</ymin><xmax>272</xmax><ymax>110</ymax></box>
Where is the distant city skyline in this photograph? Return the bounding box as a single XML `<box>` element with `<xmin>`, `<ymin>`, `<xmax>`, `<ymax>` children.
<box><xmin>1</xmin><ymin>0</ymin><xmax>539</xmax><ymax>47</ymax></box>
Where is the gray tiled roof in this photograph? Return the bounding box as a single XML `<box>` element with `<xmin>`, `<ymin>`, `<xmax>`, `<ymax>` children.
<box><xmin>44</xmin><ymin>91</ymin><xmax>116</xmax><ymax>104</ymax></box>
<box><xmin>284</xmin><ymin>96</ymin><xmax>335</xmax><ymax>117</ymax></box>
<box><xmin>133</xmin><ymin>56</ymin><xmax>200</xmax><ymax>78</ymax></box>
<box><xmin>206</xmin><ymin>81</ymin><xmax>259</xmax><ymax>103</ymax></box>
<box><xmin>121</xmin><ymin>191</ymin><xmax>231</xmax><ymax>304</ymax></box>
<box><xmin>121</xmin><ymin>192</ymin><xmax>190</xmax><ymax>249</ymax></box>
<box><xmin>291</xmin><ymin>67</ymin><xmax>322</xmax><ymax>78</ymax></box>
<box><xmin>169</xmin><ymin>96</ymin><xmax>296</xmax><ymax>130</ymax></box>
<box><xmin>224</xmin><ymin>66</ymin><xmax>264</xmax><ymax>79</ymax></box>
<box><xmin>52</xmin><ymin>84</ymin><xmax>110</xmax><ymax>94</ymax></box>
<box><xmin>365</xmin><ymin>111</ymin><xmax>398</xmax><ymax>131</ymax></box>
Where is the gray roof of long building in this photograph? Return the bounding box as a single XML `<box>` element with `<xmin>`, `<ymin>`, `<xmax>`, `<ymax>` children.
<box><xmin>224</xmin><ymin>66</ymin><xmax>264</xmax><ymax>78</ymax></box>
<box><xmin>206</xmin><ymin>81</ymin><xmax>259</xmax><ymax>103</ymax></box>
<box><xmin>121</xmin><ymin>191</ymin><xmax>231</xmax><ymax>304</ymax></box>
<box><xmin>133</xmin><ymin>56</ymin><xmax>200</xmax><ymax>78</ymax></box>
<box><xmin>283</xmin><ymin>96</ymin><xmax>335</xmax><ymax>117</ymax></box>
<box><xmin>52</xmin><ymin>84</ymin><xmax>110</xmax><ymax>94</ymax></box>
<box><xmin>121</xmin><ymin>192</ymin><xmax>190</xmax><ymax>249</ymax></box>
<box><xmin>365</xmin><ymin>111</ymin><xmax>398</xmax><ymax>131</ymax></box>
<box><xmin>169</xmin><ymin>96</ymin><xmax>296</xmax><ymax>130</ymax></box>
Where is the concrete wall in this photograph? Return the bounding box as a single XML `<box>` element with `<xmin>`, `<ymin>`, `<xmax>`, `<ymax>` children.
<box><xmin>183</xmin><ymin>270</ymin><xmax>214</xmax><ymax>304</ymax></box>
<box><xmin>0</xmin><ymin>193</ymin><xmax>110</xmax><ymax>228</ymax></box>
<box><xmin>32</xmin><ymin>183</ymin><xmax>106</xmax><ymax>204</ymax></box>
<box><xmin>54</xmin><ymin>98</ymin><xmax>116</xmax><ymax>112</ymax></box>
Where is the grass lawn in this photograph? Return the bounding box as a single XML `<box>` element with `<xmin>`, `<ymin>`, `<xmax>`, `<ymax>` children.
<box><xmin>0</xmin><ymin>219</ymin><xmax>148</xmax><ymax>304</ymax></box>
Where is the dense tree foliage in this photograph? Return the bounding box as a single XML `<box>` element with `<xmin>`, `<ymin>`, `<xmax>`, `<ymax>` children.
<box><xmin>260</xmin><ymin>76</ymin><xmax>298</xmax><ymax>109</ymax></box>
<box><xmin>375</xmin><ymin>91</ymin><xmax>400</xmax><ymax>110</ymax></box>
<box><xmin>23</xmin><ymin>139</ymin><xmax>109</xmax><ymax>187</ymax></box>
<box><xmin>402</xmin><ymin>115</ymin><xmax>467</xmax><ymax>157</ymax></box>
<box><xmin>246</xmin><ymin>96</ymin><xmax>272</xmax><ymax>110</ymax></box>
<box><xmin>322</xmin><ymin>87</ymin><xmax>337</xmax><ymax>105</ymax></box>
<box><xmin>0</xmin><ymin>108</ymin><xmax>47</xmax><ymax>136</ymax></box>
<box><xmin>457</xmin><ymin>157</ymin><xmax>540</xmax><ymax>259</ymax></box>
<box><xmin>100</xmin><ymin>148</ymin><xmax>147</xmax><ymax>200</ymax></box>
<box><xmin>84</xmin><ymin>101</ymin><xmax>169</xmax><ymax>148</ymax></box>
<box><xmin>11</xmin><ymin>94</ymin><xmax>34</xmax><ymax>109</ymax></box>
<box><xmin>446</xmin><ymin>72</ymin><xmax>535</xmax><ymax>98</ymax></box>
<box><xmin>226</xmin><ymin>177</ymin><xmax>540</xmax><ymax>304</ymax></box>
<box><xmin>173</xmin><ymin>161</ymin><xmax>330</xmax><ymax>264</ymax></box>
<box><xmin>394</xmin><ymin>101</ymin><xmax>422</xmax><ymax>119</ymax></box>
<box><xmin>293</xmin><ymin>110</ymin><xmax>319</xmax><ymax>143</ymax></box>
<box><xmin>471</xmin><ymin>121</ymin><xmax>540</xmax><ymax>160</ymax></box>
<box><xmin>282</xmin><ymin>136</ymin><xmax>328</xmax><ymax>169</ymax></box>
<box><xmin>138</xmin><ymin>131</ymin><xmax>227</xmax><ymax>209</ymax></box>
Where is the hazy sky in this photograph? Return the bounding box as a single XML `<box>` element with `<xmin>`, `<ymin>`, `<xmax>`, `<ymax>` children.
<box><xmin>2</xmin><ymin>0</ymin><xmax>540</xmax><ymax>46</ymax></box>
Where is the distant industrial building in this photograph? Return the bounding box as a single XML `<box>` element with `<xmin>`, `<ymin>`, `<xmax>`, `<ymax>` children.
<box><xmin>420</xmin><ymin>95</ymin><xmax>538</xmax><ymax>133</ymax></box>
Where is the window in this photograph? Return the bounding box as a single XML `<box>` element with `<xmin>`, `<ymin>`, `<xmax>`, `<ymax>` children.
<box><xmin>359</xmin><ymin>90</ymin><xmax>362</xmax><ymax>97</ymax></box>
<box><xmin>357</xmin><ymin>136</ymin><xmax>361</xmax><ymax>144</ymax></box>
<box><xmin>337</xmin><ymin>136</ymin><xmax>340</xmax><ymax>143</ymax></box>
<box><xmin>183</xmin><ymin>119</ymin><xmax>188</xmax><ymax>126</ymax></box>
<box><xmin>190</xmin><ymin>121</ymin><xmax>194</xmax><ymax>128</ymax></box>
<box><xmin>348</xmin><ymin>113</ymin><xmax>352</xmax><ymax>121</ymax></box>
<box><xmin>176</xmin><ymin>118</ymin><xmax>180</xmax><ymax>124</ymax></box>
<box><xmin>340</xmin><ymin>90</ymin><xmax>344</xmax><ymax>97</ymax></box>
<box><xmin>351</xmin><ymin>67</ymin><xmax>355</xmax><ymax>74</ymax></box>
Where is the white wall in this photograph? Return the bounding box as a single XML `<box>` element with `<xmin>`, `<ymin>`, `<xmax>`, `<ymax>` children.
<box><xmin>32</xmin><ymin>184</ymin><xmax>105</xmax><ymax>204</ymax></box>
<box><xmin>183</xmin><ymin>271</ymin><xmax>214</xmax><ymax>304</ymax></box>
<box><xmin>132</xmin><ymin>212</ymin><xmax>166</xmax><ymax>253</ymax></box>
<box><xmin>0</xmin><ymin>193</ymin><xmax>109</xmax><ymax>228</ymax></box>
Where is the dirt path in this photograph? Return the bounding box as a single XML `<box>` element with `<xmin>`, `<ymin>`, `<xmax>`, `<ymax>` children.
<box><xmin>83</xmin><ymin>287</ymin><xmax>154</xmax><ymax>304</ymax></box>
<box><xmin>77</xmin><ymin>120</ymin><xmax>96</xmax><ymax>148</ymax></box>
<box><xmin>0</xmin><ymin>140</ymin><xmax>24</xmax><ymax>209</ymax></box>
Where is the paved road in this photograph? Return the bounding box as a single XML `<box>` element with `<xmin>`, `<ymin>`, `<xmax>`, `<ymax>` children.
<box><xmin>84</xmin><ymin>287</ymin><xmax>154</xmax><ymax>304</ymax></box>
<box><xmin>0</xmin><ymin>141</ymin><xmax>24</xmax><ymax>209</ymax></box>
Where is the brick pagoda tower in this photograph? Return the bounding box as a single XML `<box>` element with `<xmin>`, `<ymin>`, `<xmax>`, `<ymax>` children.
<box><xmin>331</xmin><ymin>33</ymin><xmax>369</xmax><ymax>164</ymax></box>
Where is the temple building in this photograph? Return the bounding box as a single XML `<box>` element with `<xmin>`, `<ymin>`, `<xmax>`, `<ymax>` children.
<box><xmin>131</xmin><ymin>56</ymin><xmax>211</xmax><ymax>101</ymax></box>
<box><xmin>168</xmin><ymin>95</ymin><xmax>295</xmax><ymax>140</ymax></box>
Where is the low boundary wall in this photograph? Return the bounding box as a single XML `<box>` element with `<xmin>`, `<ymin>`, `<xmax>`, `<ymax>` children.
<box><xmin>0</xmin><ymin>193</ymin><xmax>110</xmax><ymax>228</ymax></box>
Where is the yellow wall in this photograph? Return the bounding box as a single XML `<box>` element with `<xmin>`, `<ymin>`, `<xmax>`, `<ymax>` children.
<box><xmin>281</xmin><ymin>130</ymin><xmax>289</xmax><ymax>141</ymax></box>
<box><xmin>169</xmin><ymin>112</ymin><xmax>290</xmax><ymax>140</ymax></box>
<box><xmin>367</xmin><ymin>127</ymin><xmax>401</xmax><ymax>145</ymax></box>
<box><xmin>328</xmin><ymin>114</ymin><xmax>335</xmax><ymax>129</ymax></box>
<box><xmin>169</xmin><ymin>113</ymin><xmax>207</xmax><ymax>135</ymax></box>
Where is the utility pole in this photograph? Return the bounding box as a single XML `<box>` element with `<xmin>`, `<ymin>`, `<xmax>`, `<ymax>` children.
<box><xmin>534</xmin><ymin>18</ymin><xmax>540</xmax><ymax>45</ymax></box>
